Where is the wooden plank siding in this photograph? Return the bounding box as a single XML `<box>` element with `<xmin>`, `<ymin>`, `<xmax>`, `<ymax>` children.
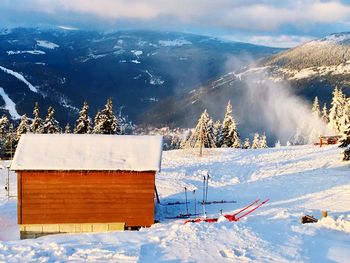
<box><xmin>19</xmin><ymin>171</ymin><xmax>155</xmax><ymax>227</ymax></box>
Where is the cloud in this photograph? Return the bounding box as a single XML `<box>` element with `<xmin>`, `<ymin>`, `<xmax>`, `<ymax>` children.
<box><xmin>224</xmin><ymin>34</ymin><xmax>315</xmax><ymax>48</ymax></box>
<box><xmin>1</xmin><ymin>0</ymin><xmax>350</xmax><ymax>32</ymax></box>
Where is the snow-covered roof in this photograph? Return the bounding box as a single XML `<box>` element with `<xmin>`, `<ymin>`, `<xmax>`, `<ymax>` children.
<box><xmin>11</xmin><ymin>134</ymin><xmax>163</xmax><ymax>171</ymax></box>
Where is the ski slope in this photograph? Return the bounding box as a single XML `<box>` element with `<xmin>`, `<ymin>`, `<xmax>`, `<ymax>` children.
<box><xmin>0</xmin><ymin>65</ymin><xmax>38</xmax><ymax>93</ymax></box>
<box><xmin>0</xmin><ymin>145</ymin><xmax>350</xmax><ymax>262</ymax></box>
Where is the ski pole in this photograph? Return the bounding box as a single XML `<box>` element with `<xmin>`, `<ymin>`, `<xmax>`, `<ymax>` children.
<box><xmin>205</xmin><ymin>173</ymin><xmax>210</xmax><ymax>203</ymax></box>
<box><xmin>185</xmin><ymin>187</ymin><xmax>189</xmax><ymax>215</ymax></box>
<box><xmin>202</xmin><ymin>176</ymin><xmax>206</xmax><ymax>204</ymax></box>
<box><xmin>202</xmin><ymin>203</ymin><xmax>207</xmax><ymax>219</ymax></box>
<box><xmin>193</xmin><ymin>190</ymin><xmax>196</xmax><ymax>215</ymax></box>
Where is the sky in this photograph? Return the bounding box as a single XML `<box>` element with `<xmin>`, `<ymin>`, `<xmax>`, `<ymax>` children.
<box><xmin>1</xmin><ymin>0</ymin><xmax>350</xmax><ymax>48</ymax></box>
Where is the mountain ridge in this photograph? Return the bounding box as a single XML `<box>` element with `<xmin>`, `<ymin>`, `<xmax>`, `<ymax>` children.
<box><xmin>0</xmin><ymin>27</ymin><xmax>283</xmax><ymax>125</ymax></box>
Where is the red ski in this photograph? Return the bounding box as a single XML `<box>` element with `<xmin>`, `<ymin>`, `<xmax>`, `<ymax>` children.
<box><xmin>184</xmin><ymin>199</ymin><xmax>269</xmax><ymax>224</ymax></box>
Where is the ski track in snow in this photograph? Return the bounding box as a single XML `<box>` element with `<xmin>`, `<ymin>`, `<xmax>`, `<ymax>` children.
<box><xmin>1</xmin><ymin>145</ymin><xmax>350</xmax><ymax>262</ymax></box>
<box><xmin>0</xmin><ymin>66</ymin><xmax>38</xmax><ymax>93</ymax></box>
<box><xmin>0</xmin><ymin>87</ymin><xmax>21</xmax><ymax>119</ymax></box>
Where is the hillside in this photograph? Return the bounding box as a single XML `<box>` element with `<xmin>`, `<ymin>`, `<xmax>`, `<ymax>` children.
<box><xmin>143</xmin><ymin>32</ymin><xmax>350</xmax><ymax>142</ymax></box>
<box><xmin>1</xmin><ymin>145</ymin><xmax>350</xmax><ymax>262</ymax></box>
<box><xmin>265</xmin><ymin>33</ymin><xmax>350</xmax><ymax>70</ymax></box>
<box><xmin>0</xmin><ymin>28</ymin><xmax>282</xmax><ymax>125</ymax></box>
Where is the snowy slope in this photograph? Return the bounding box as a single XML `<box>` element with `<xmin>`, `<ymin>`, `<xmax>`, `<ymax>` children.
<box><xmin>0</xmin><ymin>28</ymin><xmax>282</xmax><ymax>124</ymax></box>
<box><xmin>258</xmin><ymin>31</ymin><xmax>350</xmax><ymax>86</ymax></box>
<box><xmin>1</xmin><ymin>145</ymin><xmax>350</xmax><ymax>262</ymax></box>
<box><xmin>0</xmin><ymin>87</ymin><xmax>21</xmax><ymax>119</ymax></box>
<box><xmin>0</xmin><ymin>65</ymin><xmax>38</xmax><ymax>93</ymax></box>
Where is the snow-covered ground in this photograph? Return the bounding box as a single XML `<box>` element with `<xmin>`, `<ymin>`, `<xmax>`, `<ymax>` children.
<box><xmin>7</xmin><ymin>50</ymin><xmax>45</xmax><ymax>55</ymax></box>
<box><xmin>158</xmin><ymin>39</ymin><xmax>192</xmax><ymax>47</ymax></box>
<box><xmin>1</xmin><ymin>145</ymin><xmax>350</xmax><ymax>262</ymax></box>
<box><xmin>36</xmin><ymin>40</ymin><xmax>59</xmax><ymax>49</ymax></box>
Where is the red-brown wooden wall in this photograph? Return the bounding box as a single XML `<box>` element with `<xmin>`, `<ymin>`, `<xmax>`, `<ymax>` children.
<box><xmin>17</xmin><ymin>171</ymin><xmax>155</xmax><ymax>227</ymax></box>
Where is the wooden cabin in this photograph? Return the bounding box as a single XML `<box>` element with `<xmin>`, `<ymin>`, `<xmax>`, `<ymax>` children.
<box><xmin>11</xmin><ymin>134</ymin><xmax>163</xmax><ymax>239</ymax></box>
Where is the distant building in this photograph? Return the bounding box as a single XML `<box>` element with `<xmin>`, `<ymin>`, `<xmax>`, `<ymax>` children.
<box><xmin>11</xmin><ymin>134</ymin><xmax>163</xmax><ymax>239</ymax></box>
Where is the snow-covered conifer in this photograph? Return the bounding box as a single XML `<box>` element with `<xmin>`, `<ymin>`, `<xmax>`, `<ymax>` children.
<box><xmin>329</xmin><ymin>87</ymin><xmax>346</xmax><ymax>133</ymax></box>
<box><xmin>206</xmin><ymin>119</ymin><xmax>216</xmax><ymax>148</ymax></box>
<box><xmin>275</xmin><ymin>140</ymin><xmax>281</xmax><ymax>148</ymax></box>
<box><xmin>180</xmin><ymin>130</ymin><xmax>192</xmax><ymax>149</ymax></box>
<box><xmin>30</xmin><ymin>102</ymin><xmax>42</xmax><ymax>133</ymax></box>
<box><xmin>171</xmin><ymin>135</ymin><xmax>182</xmax><ymax>150</ymax></box>
<box><xmin>259</xmin><ymin>133</ymin><xmax>268</xmax><ymax>148</ymax></box>
<box><xmin>16</xmin><ymin>114</ymin><xmax>29</xmax><ymax>141</ymax></box>
<box><xmin>93</xmin><ymin>98</ymin><xmax>118</xmax><ymax>134</ymax></box>
<box><xmin>213</xmin><ymin>120</ymin><xmax>222</xmax><ymax>147</ymax></box>
<box><xmin>74</xmin><ymin>101</ymin><xmax>92</xmax><ymax>134</ymax></box>
<box><xmin>0</xmin><ymin>116</ymin><xmax>9</xmax><ymax>157</ymax></box>
<box><xmin>221</xmin><ymin>101</ymin><xmax>240</xmax><ymax>148</ymax></box>
<box><xmin>4</xmin><ymin>124</ymin><xmax>16</xmax><ymax>158</ymax></box>
<box><xmin>41</xmin><ymin>106</ymin><xmax>61</xmax><ymax>134</ymax></box>
<box><xmin>339</xmin><ymin>100</ymin><xmax>350</xmax><ymax>148</ymax></box>
<box><xmin>185</xmin><ymin>109</ymin><xmax>216</xmax><ymax>151</ymax></box>
<box><xmin>242</xmin><ymin>138</ymin><xmax>250</xmax><ymax>149</ymax></box>
<box><xmin>321</xmin><ymin>103</ymin><xmax>329</xmax><ymax>124</ymax></box>
<box><xmin>0</xmin><ymin>115</ymin><xmax>9</xmax><ymax>137</ymax></box>
<box><xmin>252</xmin><ymin>133</ymin><xmax>260</xmax><ymax>149</ymax></box>
<box><xmin>339</xmin><ymin>122</ymin><xmax>350</xmax><ymax>148</ymax></box>
<box><xmin>312</xmin><ymin>96</ymin><xmax>320</xmax><ymax>117</ymax></box>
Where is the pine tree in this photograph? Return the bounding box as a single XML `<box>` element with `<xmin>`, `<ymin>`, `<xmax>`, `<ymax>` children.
<box><xmin>252</xmin><ymin>133</ymin><xmax>260</xmax><ymax>149</ymax></box>
<box><xmin>185</xmin><ymin>109</ymin><xmax>216</xmax><ymax>154</ymax></box>
<box><xmin>0</xmin><ymin>116</ymin><xmax>9</xmax><ymax>157</ymax></box>
<box><xmin>221</xmin><ymin>101</ymin><xmax>240</xmax><ymax>148</ymax></box>
<box><xmin>74</xmin><ymin>101</ymin><xmax>92</xmax><ymax>134</ymax></box>
<box><xmin>30</xmin><ymin>102</ymin><xmax>42</xmax><ymax>133</ymax></box>
<box><xmin>321</xmin><ymin>103</ymin><xmax>329</xmax><ymax>124</ymax></box>
<box><xmin>259</xmin><ymin>133</ymin><xmax>268</xmax><ymax>148</ymax></box>
<box><xmin>41</xmin><ymin>106</ymin><xmax>61</xmax><ymax>134</ymax></box>
<box><xmin>180</xmin><ymin>130</ymin><xmax>192</xmax><ymax>149</ymax></box>
<box><xmin>65</xmin><ymin>123</ymin><xmax>71</xmax><ymax>134</ymax></box>
<box><xmin>4</xmin><ymin>124</ymin><xmax>16</xmax><ymax>158</ymax></box>
<box><xmin>170</xmin><ymin>135</ymin><xmax>182</xmax><ymax>150</ymax></box>
<box><xmin>16</xmin><ymin>114</ymin><xmax>28</xmax><ymax>141</ymax></box>
<box><xmin>312</xmin><ymin>96</ymin><xmax>320</xmax><ymax>117</ymax></box>
<box><xmin>93</xmin><ymin>98</ymin><xmax>118</xmax><ymax>134</ymax></box>
<box><xmin>329</xmin><ymin>87</ymin><xmax>346</xmax><ymax>134</ymax></box>
<box><xmin>242</xmin><ymin>138</ymin><xmax>250</xmax><ymax>149</ymax></box>
<box><xmin>206</xmin><ymin>119</ymin><xmax>216</xmax><ymax>148</ymax></box>
<box><xmin>339</xmin><ymin>122</ymin><xmax>350</xmax><ymax>148</ymax></box>
<box><xmin>275</xmin><ymin>140</ymin><xmax>281</xmax><ymax>148</ymax></box>
<box><xmin>213</xmin><ymin>120</ymin><xmax>222</xmax><ymax>148</ymax></box>
<box><xmin>339</xmin><ymin>99</ymin><xmax>350</xmax><ymax>148</ymax></box>
<box><xmin>0</xmin><ymin>115</ymin><xmax>9</xmax><ymax>137</ymax></box>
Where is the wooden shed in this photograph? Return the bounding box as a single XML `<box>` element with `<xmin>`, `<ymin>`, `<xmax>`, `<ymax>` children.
<box><xmin>11</xmin><ymin>134</ymin><xmax>163</xmax><ymax>238</ymax></box>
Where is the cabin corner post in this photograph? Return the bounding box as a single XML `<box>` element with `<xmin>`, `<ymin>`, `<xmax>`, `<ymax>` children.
<box><xmin>17</xmin><ymin>172</ymin><xmax>22</xmax><ymax>224</ymax></box>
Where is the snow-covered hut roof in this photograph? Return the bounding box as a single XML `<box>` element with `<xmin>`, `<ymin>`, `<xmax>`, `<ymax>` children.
<box><xmin>11</xmin><ymin>134</ymin><xmax>163</xmax><ymax>171</ymax></box>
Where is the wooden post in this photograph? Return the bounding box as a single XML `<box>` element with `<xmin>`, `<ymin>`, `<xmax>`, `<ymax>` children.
<box><xmin>154</xmin><ymin>185</ymin><xmax>160</xmax><ymax>204</ymax></box>
<box><xmin>320</xmin><ymin>137</ymin><xmax>322</xmax><ymax>148</ymax></box>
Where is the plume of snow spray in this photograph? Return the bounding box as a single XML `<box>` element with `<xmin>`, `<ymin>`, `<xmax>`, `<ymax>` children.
<box><xmin>236</xmin><ymin>70</ymin><xmax>332</xmax><ymax>145</ymax></box>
